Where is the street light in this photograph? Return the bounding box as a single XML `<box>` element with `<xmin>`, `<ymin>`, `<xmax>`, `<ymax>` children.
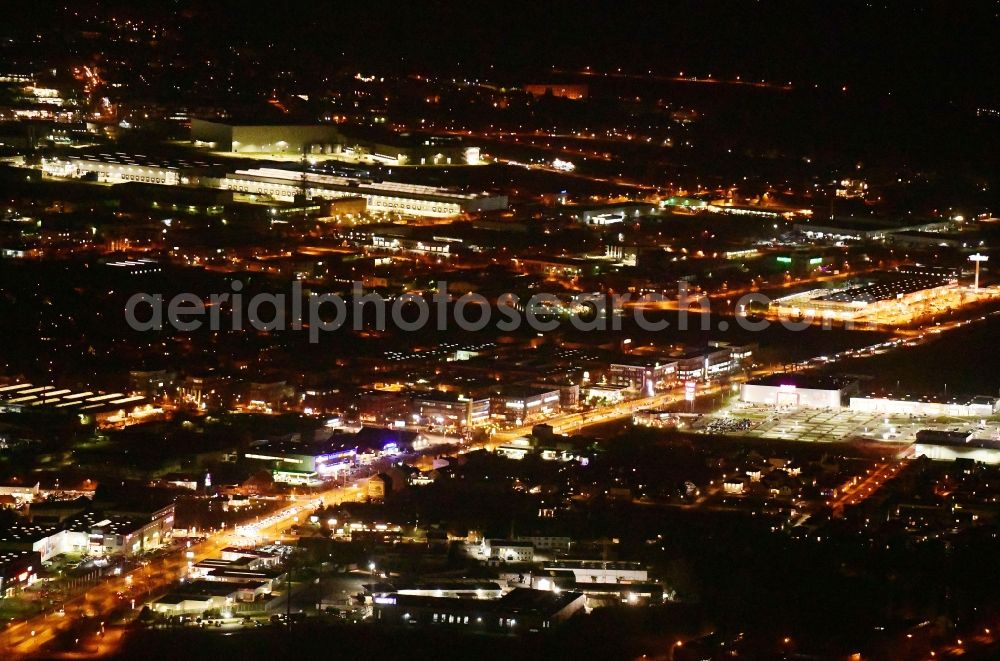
<box><xmin>969</xmin><ymin>254</ymin><xmax>988</xmax><ymax>290</ymax></box>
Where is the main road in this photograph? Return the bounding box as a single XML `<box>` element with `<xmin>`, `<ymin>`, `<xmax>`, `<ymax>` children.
<box><xmin>0</xmin><ymin>480</ymin><xmax>368</xmax><ymax>659</ymax></box>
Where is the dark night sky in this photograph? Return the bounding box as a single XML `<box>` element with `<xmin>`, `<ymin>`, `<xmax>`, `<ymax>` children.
<box><xmin>7</xmin><ymin>1</ymin><xmax>998</xmax><ymax>105</ymax></box>
<box><xmin>207</xmin><ymin>0</ymin><xmax>998</xmax><ymax>102</ymax></box>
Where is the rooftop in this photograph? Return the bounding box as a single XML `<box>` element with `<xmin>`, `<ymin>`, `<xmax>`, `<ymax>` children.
<box><xmin>816</xmin><ymin>273</ymin><xmax>950</xmax><ymax>304</ymax></box>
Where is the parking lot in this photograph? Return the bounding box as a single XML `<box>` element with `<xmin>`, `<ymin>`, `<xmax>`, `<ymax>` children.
<box><xmin>694</xmin><ymin>403</ymin><xmax>1000</xmax><ymax>444</ymax></box>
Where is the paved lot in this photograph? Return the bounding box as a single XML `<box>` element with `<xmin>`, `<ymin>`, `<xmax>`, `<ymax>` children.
<box><xmin>693</xmin><ymin>403</ymin><xmax>1000</xmax><ymax>444</ymax></box>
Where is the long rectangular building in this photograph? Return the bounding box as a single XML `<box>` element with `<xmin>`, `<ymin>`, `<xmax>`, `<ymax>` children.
<box><xmin>60</xmin><ymin>154</ymin><xmax>507</xmax><ymax>218</ymax></box>
<box><xmin>221</xmin><ymin>167</ymin><xmax>507</xmax><ymax>217</ymax></box>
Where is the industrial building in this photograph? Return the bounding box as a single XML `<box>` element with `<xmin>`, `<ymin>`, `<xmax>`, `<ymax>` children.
<box><xmin>191</xmin><ymin>119</ymin><xmax>482</xmax><ymax>165</ymax></box>
<box><xmin>0</xmin><ymin>381</ymin><xmax>154</xmax><ymax>428</ymax></box>
<box><xmin>191</xmin><ymin>118</ymin><xmax>344</xmax><ymax>154</ymax></box>
<box><xmin>221</xmin><ymin>167</ymin><xmax>507</xmax><ymax>217</ymax></box>
<box><xmin>335</xmin><ymin>126</ymin><xmax>481</xmax><ymax>166</ymax></box>
<box><xmin>540</xmin><ymin>560</ymin><xmax>648</xmax><ymax>584</ymax></box>
<box><xmin>57</xmin><ymin>153</ymin><xmax>506</xmax><ymax>218</ymax></box>
<box><xmin>62</xmin><ymin>152</ymin><xmax>220</xmax><ymax>186</ymax></box>
<box><xmin>373</xmin><ymin>587</ymin><xmax>586</xmax><ymax>632</ymax></box>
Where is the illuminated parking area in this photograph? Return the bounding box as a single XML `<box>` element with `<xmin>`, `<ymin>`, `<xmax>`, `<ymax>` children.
<box><xmin>743</xmin><ymin>408</ymin><xmax>899</xmax><ymax>442</ymax></box>
<box><xmin>698</xmin><ymin>403</ymin><xmax>1000</xmax><ymax>445</ymax></box>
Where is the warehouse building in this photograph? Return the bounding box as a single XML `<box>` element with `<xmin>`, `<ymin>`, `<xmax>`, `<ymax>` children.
<box><xmin>221</xmin><ymin>167</ymin><xmax>507</xmax><ymax>217</ymax></box>
<box><xmin>57</xmin><ymin>153</ymin><xmax>506</xmax><ymax>218</ymax></box>
<box><xmin>191</xmin><ymin>118</ymin><xmax>344</xmax><ymax>154</ymax></box>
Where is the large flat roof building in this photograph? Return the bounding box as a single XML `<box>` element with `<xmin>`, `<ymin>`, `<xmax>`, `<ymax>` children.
<box><xmin>191</xmin><ymin>118</ymin><xmax>344</xmax><ymax>154</ymax></box>
<box><xmin>57</xmin><ymin>152</ymin><xmax>507</xmax><ymax>218</ymax></box>
<box><xmin>222</xmin><ymin>167</ymin><xmax>507</xmax><ymax>217</ymax></box>
<box><xmin>373</xmin><ymin>587</ymin><xmax>585</xmax><ymax>632</ymax></box>
<box><xmin>741</xmin><ymin>374</ymin><xmax>859</xmax><ymax>409</ymax></box>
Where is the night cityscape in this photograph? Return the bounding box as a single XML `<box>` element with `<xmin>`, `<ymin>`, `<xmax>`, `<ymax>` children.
<box><xmin>0</xmin><ymin>2</ymin><xmax>999</xmax><ymax>659</ymax></box>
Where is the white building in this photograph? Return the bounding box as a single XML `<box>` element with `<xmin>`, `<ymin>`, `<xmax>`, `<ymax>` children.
<box><xmin>540</xmin><ymin>560</ymin><xmax>648</xmax><ymax>584</ymax></box>
<box><xmin>850</xmin><ymin>394</ymin><xmax>999</xmax><ymax>417</ymax></box>
<box><xmin>221</xmin><ymin>167</ymin><xmax>506</xmax><ymax>217</ymax></box>
<box><xmin>741</xmin><ymin>375</ymin><xmax>854</xmax><ymax>409</ymax></box>
<box><xmin>472</xmin><ymin>539</ymin><xmax>535</xmax><ymax>563</ymax></box>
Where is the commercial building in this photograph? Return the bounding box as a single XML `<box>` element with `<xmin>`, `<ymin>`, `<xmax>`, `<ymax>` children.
<box><xmin>671</xmin><ymin>346</ymin><xmax>739</xmax><ymax>382</ymax></box>
<box><xmin>770</xmin><ymin>271</ymin><xmax>958</xmax><ymax>321</ymax></box>
<box><xmin>0</xmin><ymin>504</ymin><xmax>174</xmax><ymax>561</ymax></box>
<box><xmin>792</xmin><ymin>217</ymin><xmax>951</xmax><ymax>242</ymax></box>
<box><xmin>609</xmin><ymin>357</ymin><xmax>678</xmax><ymax>394</ymax></box>
<box><xmin>411</xmin><ymin>391</ymin><xmax>491</xmax><ymax>430</ymax></box>
<box><xmin>373</xmin><ymin>587</ymin><xmax>586</xmax><ymax>632</ymax></box>
<box><xmin>632</xmin><ymin>409</ymin><xmax>681</xmax><ymax>428</ymax></box>
<box><xmin>491</xmin><ymin>386</ymin><xmax>562</xmax><ymax>426</ymax></box>
<box><xmin>244</xmin><ymin>440</ymin><xmax>356</xmax><ymax>485</ymax></box>
<box><xmin>63</xmin><ymin>509</ymin><xmax>175</xmax><ymax>557</ymax></box>
<box><xmin>741</xmin><ymin>375</ymin><xmax>858</xmax><ymax>409</ymax></box>
<box><xmin>510</xmin><ymin>256</ymin><xmax>600</xmax><ymax>278</ymax></box>
<box><xmin>378</xmin><ymin>581</ymin><xmax>504</xmax><ymax>600</ymax></box>
<box><xmin>540</xmin><ymin>560</ymin><xmax>648</xmax><ymax>584</ymax></box>
<box><xmin>0</xmin><ymin>481</ymin><xmax>40</xmax><ymax>505</ymax></box>
<box><xmin>0</xmin><ymin>550</ymin><xmax>41</xmax><ymax>597</ymax></box>
<box><xmin>149</xmin><ymin>577</ymin><xmax>270</xmax><ymax>615</ymax></box>
<box><xmin>566</xmin><ymin>202</ymin><xmax>657</xmax><ymax>225</ymax></box>
<box><xmin>850</xmin><ymin>393</ymin><xmax>1000</xmax><ymax>417</ymax></box>
<box><xmin>913</xmin><ymin>434</ymin><xmax>1000</xmax><ymax>465</ymax></box>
